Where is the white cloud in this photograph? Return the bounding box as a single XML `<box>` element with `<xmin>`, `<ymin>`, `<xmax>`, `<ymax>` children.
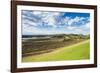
<box><xmin>67</xmin><ymin>16</ymin><xmax>86</xmax><ymax>26</ymax></box>
<box><xmin>32</xmin><ymin>11</ymin><xmax>42</xmax><ymax>15</ymax></box>
<box><xmin>67</xmin><ymin>26</ymin><xmax>76</xmax><ymax>30</ymax></box>
<box><xmin>63</xmin><ymin>17</ymin><xmax>70</xmax><ymax>25</ymax></box>
<box><xmin>22</xmin><ymin>23</ymin><xmax>42</xmax><ymax>35</ymax></box>
<box><xmin>23</xmin><ymin>19</ymin><xmax>38</xmax><ymax>26</ymax></box>
<box><xmin>42</xmin><ymin>14</ymin><xmax>55</xmax><ymax>26</ymax></box>
<box><xmin>65</xmin><ymin>21</ymin><xmax>90</xmax><ymax>35</ymax></box>
<box><xmin>85</xmin><ymin>22</ymin><xmax>90</xmax><ymax>28</ymax></box>
<box><xmin>22</xmin><ymin>10</ymin><xmax>90</xmax><ymax>35</ymax></box>
<box><xmin>30</xmin><ymin>11</ymin><xmax>61</xmax><ymax>27</ymax></box>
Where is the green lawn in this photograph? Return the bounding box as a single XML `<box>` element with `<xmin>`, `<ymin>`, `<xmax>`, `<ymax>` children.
<box><xmin>22</xmin><ymin>40</ymin><xmax>90</xmax><ymax>62</ymax></box>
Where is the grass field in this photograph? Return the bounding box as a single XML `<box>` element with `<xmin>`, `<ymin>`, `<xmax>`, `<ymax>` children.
<box><xmin>22</xmin><ymin>40</ymin><xmax>90</xmax><ymax>62</ymax></box>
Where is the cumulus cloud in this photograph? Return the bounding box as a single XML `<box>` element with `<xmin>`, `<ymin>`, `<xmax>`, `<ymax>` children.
<box><xmin>22</xmin><ymin>10</ymin><xmax>90</xmax><ymax>35</ymax></box>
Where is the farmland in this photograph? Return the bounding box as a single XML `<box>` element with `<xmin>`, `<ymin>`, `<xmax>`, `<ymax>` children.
<box><xmin>22</xmin><ymin>34</ymin><xmax>90</xmax><ymax>62</ymax></box>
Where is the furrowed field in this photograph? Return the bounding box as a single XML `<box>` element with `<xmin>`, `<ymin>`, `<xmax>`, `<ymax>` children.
<box><xmin>22</xmin><ymin>34</ymin><xmax>90</xmax><ymax>62</ymax></box>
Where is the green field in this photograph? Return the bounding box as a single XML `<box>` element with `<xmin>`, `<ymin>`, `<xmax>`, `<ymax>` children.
<box><xmin>22</xmin><ymin>40</ymin><xmax>90</xmax><ymax>62</ymax></box>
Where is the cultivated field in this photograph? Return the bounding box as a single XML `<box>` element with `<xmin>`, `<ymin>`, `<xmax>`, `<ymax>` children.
<box><xmin>22</xmin><ymin>40</ymin><xmax>90</xmax><ymax>62</ymax></box>
<box><xmin>22</xmin><ymin>34</ymin><xmax>90</xmax><ymax>62</ymax></box>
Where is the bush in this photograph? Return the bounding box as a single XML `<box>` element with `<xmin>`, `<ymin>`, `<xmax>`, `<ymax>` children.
<box><xmin>63</xmin><ymin>36</ymin><xmax>71</xmax><ymax>41</ymax></box>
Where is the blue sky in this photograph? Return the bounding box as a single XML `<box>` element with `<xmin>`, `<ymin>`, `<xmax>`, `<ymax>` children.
<box><xmin>22</xmin><ymin>10</ymin><xmax>90</xmax><ymax>35</ymax></box>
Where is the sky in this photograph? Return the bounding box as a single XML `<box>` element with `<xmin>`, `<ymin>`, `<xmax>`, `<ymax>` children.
<box><xmin>21</xmin><ymin>10</ymin><xmax>90</xmax><ymax>35</ymax></box>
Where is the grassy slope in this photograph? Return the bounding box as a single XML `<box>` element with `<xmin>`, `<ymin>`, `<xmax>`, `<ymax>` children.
<box><xmin>22</xmin><ymin>40</ymin><xmax>90</xmax><ymax>62</ymax></box>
